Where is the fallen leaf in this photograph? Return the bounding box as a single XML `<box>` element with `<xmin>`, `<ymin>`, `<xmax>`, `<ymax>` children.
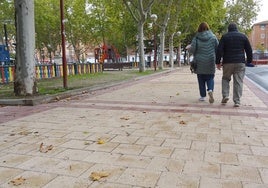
<box><xmin>9</xmin><ymin>177</ymin><xmax>26</xmax><ymax>186</ymax></box>
<box><xmin>39</xmin><ymin>143</ymin><xmax>53</xmax><ymax>153</ymax></box>
<box><xmin>84</xmin><ymin>141</ymin><xmax>90</xmax><ymax>145</ymax></box>
<box><xmin>89</xmin><ymin>171</ymin><xmax>110</xmax><ymax>181</ymax></box>
<box><xmin>176</xmin><ymin>93</ymin><xmax>180</xmax><ymax>95</ymax></box>
<box><xmin>18</xmin><ymin>131</ymin><xmax>31</xmax><ymax>136</ymax></box>
<box><xmin>97</xmin><ymin>138</ymin><xmax>105</xmax><ymax>144</ymax></box>
<box><xmin>179</xmin><ymin>120</ymin><xmax>186</xmax><ymax>125</ymax></box>
<box><xmin>120</xmin><ymin>116</ymin><xmax>130</xmax><ymax>120</ymax></box>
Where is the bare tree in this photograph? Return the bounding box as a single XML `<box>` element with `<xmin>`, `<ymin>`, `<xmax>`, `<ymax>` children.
<box><xmin>14</xmin><ymin>0</ymin><xmax>37</xmax><ymax>96</ymax></box>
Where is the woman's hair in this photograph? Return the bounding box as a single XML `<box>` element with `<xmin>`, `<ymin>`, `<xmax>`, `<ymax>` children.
<box><xmin>197</xmin><ymin>22</ymin><xmax>210</xmax><ymax>32</ymax></box>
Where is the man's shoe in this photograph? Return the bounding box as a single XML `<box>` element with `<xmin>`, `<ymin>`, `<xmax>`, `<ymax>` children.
<box><xmin>208</xmin><ymin>91</ymin><xmax>214</xmax><ymax>103</ymax></box>
<box><xmin>221</xmin><ymin>97</ymin><xmax>229</xmax><ymax>104</ymax></box>
<box><xmin>234</xmin><ymin>103</ymin><xmax>240</xmax><ymax>107</ymax></box>
<box><xmin>246</xmin><ymin>63</ymin><xmax>255</xmax><ymax>67</ymax></box>
<box><xmin>199</xmin><ymin>97</ymin><xmax>205</xmax><ymax>101</ymax></box>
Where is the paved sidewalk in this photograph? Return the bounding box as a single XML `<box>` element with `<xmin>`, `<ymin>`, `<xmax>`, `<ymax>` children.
<box><xmin>0</xmin><ymin>66</ymin><xmax>267</xmax><ymax>188</ymax></box>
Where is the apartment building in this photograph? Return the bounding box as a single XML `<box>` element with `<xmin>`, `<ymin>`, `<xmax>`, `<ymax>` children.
<box><xmin>249</xmin><ymin>20</ymin><xmax>268</xmax><ymax>52</ymax></box>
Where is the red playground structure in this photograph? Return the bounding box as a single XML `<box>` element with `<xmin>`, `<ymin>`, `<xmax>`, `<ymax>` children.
<box><xmin>94</xmin><ymin>44</ymin><xmax>120</xmax><ymax>63</ymax></box>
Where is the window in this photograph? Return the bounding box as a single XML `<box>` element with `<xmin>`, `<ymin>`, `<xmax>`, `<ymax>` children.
<box><xmin>261</xmin><ymin>34</ymin><xmax>265</xmax><ymax>39</ymax></box>
<box><xmin>260</xmin><ymin>25</ymin><xmax>265</xmax><ymax>30</ymax></box>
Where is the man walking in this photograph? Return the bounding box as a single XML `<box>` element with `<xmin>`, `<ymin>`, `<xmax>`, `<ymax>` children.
<box><xmin>216</xmin><ymin>23</ymin><xmax>254</xmax><ymax>107</ymax></box>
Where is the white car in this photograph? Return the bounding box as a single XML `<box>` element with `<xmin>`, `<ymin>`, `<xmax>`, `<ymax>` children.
<box><xmin>84</xmin><ymin>57</ymin><xmax>96</xmax><ymax>64</ymax></box>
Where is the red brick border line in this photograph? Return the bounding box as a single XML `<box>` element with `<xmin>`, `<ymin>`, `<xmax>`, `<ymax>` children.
<box><xmin>0</xmin><ymin>105</ymin><xmax>54</xmax><ymax>124</ymax></box>
<box><xmin>81</xmin><ymin>99</ymin><xmax>268</xmax><ymax>111</ymax></box>
<box><xmin>66</xmin><ymin>101</ymin><xmax>268</xmax><ymax>118</ymax></box>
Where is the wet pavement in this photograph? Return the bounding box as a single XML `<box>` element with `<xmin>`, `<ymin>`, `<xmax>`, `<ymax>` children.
<box><xmin>0</xmin><ymin>66</ymin><xmax>267</xmax><ymax>188</ymax></box>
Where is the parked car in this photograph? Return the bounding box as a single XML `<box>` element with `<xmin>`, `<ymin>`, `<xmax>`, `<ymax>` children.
<box><xmin>84</xmin><ymin>57</ymin><xmax>96</xmax><ymax>64</ymax></box>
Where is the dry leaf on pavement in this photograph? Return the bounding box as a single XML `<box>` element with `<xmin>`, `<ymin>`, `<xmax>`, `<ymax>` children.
<box><xmin>89</xmin><ymin>171</ymin><xmax>110</xmax><ymax>181</ymax></box>
<box><xmin>9</xmin><ymin>176</ymin><xmax>26</xmax><ymax>186</ymax></box>
<box><xmin>18</xmin><ymin>131</ymin><xmax>31</xmax><ymax>136</ymax></box>
<box><xmin>179</xmin><ymin>120</ymin><xmax>186</xmax><ymax>125</ymax></box>
<box><xmin>39</xmin><ymin>143</ymin><xmax>53</xmax><ymax>153</ymax></box>
<box><xmin>97</xmin><ymin>138</ymin><xmax>105</xmax><ymax>144</ymax></box>
<box><xmin>120</xmin><ymin>116</ymin><xmax>130</xmax><ymax>120</ymax></box>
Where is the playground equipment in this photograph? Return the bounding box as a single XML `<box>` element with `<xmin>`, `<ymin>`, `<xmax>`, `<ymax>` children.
<box><xmin>0</xmin><ymin>45</ymin><xmax>10</xmax><ymax>64</ymax></box>
<box><xmin>94</xmin><ymin>44</ymin><xmax>120</xmax><ymax>63</ymax></box>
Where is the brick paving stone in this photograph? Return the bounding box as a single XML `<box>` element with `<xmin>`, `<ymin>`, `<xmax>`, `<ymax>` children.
<box><xmin>55</xmin><ymin>148</ymin><xmax>93</xmax><ymax>161</ymax></box>
<box><xmin>162</xmin><ymin>138</ymin><xmax>191</xmax><ymax>149</ymax></box>
<box><xmin>156</xmin><ymin>171</ymin><xmax>182</xmax><ymax>188</ymax></box>
<box><xmin>204</xmin><ymin>151</ymin><xmax>239</xmax><ymax>165</ymax></box>
<box><xmin>221</xmin><ymin>143</ymin><xmax>252</xmax><ymax>154</ymax></box>
<box><xmin>238</xmin><ymin>154</ymin><xmax>268</xmax><ymax>168</ymax></box>
<box><xmin>251</xmin><ymin>146</ymin><xmax>268</xmax><ymax>156</ymax></box>
<box><xmin>112</xmin><ymin>143</ymin><xmax>145</xmax><ymax>155</ymax></box>
<box><xmin>191</xmin><ymin>141</ymin><xmax>220</xmax><ymax>152</ymax></box>
<box><xmin>83</xmin><ymin>151</ymin><xmax>121</xmax><ymax>164</ymax></box>
<box><xmin>85</xmin><ymin>141</ymin><xmax>119</xmax><ymax>152</ymax></box>
<box><xmin>116</xmin><ymin>168</ymin><xmax>161</xmax><ymax>187</ymax></box>
<box><xmin>171</xmin><ymin>174</ymin><xmax>200</xmax><ymax>188</ymax></box>
<box><xmin>42</xmin><ymin>176</ymin><xmax>91</xmax><ymax>188</ymax></box>
<box><xmin>0</xmin><ymin>154</ymin><xmax>33</xmax><ymax>168</ymax></box>
<box><xmin>113</xmin><ymin>154</ymin><xmax>151</xmax><ymax>168</ymax></box>
<box><xmin>183</xmin><ymin>161</ymin><xmax>221</xmax><ymax>178</ymax></box>
<box><xmin>135</xmin><ymin>136</ymin><xmax>165</xmax><ymax>146</ymax></box>
<box><xmin>259</xmin><ymin>168</ymin><xmax>268</xmax><ymax>184</ymax></box>
<box><xmin>199</xmin><ymin>177</ymin><xmax>242</xmax><ymax>188</ymax></box>
<box><xmin>140</xmin><ymin>145</ymin><xmax>174</xmax><ymax>158</ymax></box>
<box><xmin>171</xmin><ymin>148</ymin><xmax>205</xmax><ymax>161</ymax></box>
<box><xmin>242</xmin><ymin>183</ymin><xmax>268</xmax><ymax>188</ymax></box>
<box><xmin>221</xmin><ymin>164</ymin><xmax>262</xmax><ymax>183</ymax></box>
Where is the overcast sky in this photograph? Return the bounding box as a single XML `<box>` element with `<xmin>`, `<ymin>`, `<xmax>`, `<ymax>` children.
<box><xmin>256</xmin><ymin>0</ymin><xmax>268</xmax><ymax>22</ymax></box>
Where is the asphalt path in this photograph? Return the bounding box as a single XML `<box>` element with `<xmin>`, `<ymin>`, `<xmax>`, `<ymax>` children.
<box><xmin>245</xmin><ymin>64</ymin><xmax>268</xmax><ymax>93</ymax></box>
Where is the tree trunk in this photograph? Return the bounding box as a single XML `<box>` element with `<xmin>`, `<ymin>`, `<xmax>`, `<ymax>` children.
<box><xmin>138</xmin><ymin>22</ymin><xmax>146</xmax><ymax>72</ymax></box>
<box><xmin>169</xmin><ymin>33</ymin><xmax>174</xmax><ymax>68</ymax></box>
<box><xmin>14</xmin><ymin>0</ymin><xmax>37</xmax><ymax>96</ymax></box>
<box><xmin>158</xmin><ymin>29</ymin><xmax>165</xmax><ymax>70</ymax></box>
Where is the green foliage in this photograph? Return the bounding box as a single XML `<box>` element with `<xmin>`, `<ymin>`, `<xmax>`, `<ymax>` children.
<box><xmin>35</xmin><ymin>0</ymin><xmax>61</xmax><ymax>55</ymax></box>
<box><xmin>0</xmin><ymin>0</ymin><xmax>261</xmax><ymax>61</ymax></box>
<box><xmin>225</xmin><ymin>0</ymin><xmax>260</xmax><ymax>34</ymax></box>
<box><xmin>0</xmin><ymin>1</ymin><xmax>15</xmax><ymax>54</ymax></box>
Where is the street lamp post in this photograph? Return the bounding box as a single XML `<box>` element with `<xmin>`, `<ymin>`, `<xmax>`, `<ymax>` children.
<box><xmin>151</xmin><ymin>14</ymin><xmax>158</xmax><ymax>71</ymax></box>
<box><xmin>3</xmin><ymin>23</ymin><xmax>9</xmax><ymax>52</ymax></box>
<box><xmin>60</xmin><ymin>0</ymin><xmax>67</xmax><ymax>88</ymax></box>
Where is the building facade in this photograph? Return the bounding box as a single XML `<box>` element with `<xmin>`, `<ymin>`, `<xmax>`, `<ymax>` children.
<box><xmin>249</xmin><ymin>21</ymin><xmax>268</xmax><ymax>52</ymax></box>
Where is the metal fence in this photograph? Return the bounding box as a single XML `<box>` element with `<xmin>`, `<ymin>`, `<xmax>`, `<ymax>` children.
<box><xmin>253</xmin><ymin>52</ymin><xmax>268</xmax><ymax>60</ymax></box>
<box><xmin>0</xmin><ymin>63</ymin><xmax>102</xmax><ymax>84</ymax></box>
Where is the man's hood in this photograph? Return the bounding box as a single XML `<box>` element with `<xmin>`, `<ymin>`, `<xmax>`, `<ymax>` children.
<box><xmin>228</xmin><ymin>23</ymin><xmax>238</xmax><ymax>32</ymax></box>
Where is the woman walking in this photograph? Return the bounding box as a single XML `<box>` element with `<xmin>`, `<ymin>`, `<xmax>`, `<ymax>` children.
<box><xmin>187</xmin><ymin>22</ymin><xmax>218</xmax><ymax>103</ymax></box>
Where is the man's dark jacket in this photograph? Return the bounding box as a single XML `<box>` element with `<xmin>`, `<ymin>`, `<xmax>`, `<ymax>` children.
<box><xmin>216</xmin><ymin>23</ymin><xmax>252</xmax><ymax>64</ymax></box>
